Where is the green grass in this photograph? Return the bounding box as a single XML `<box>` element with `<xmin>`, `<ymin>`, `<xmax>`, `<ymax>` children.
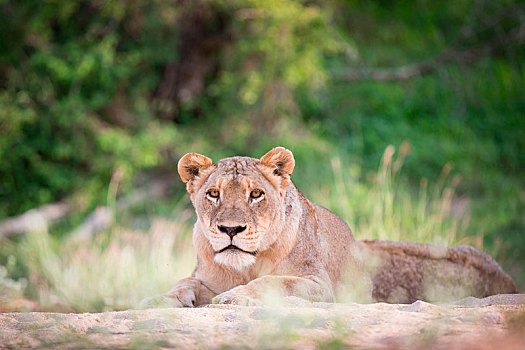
<box><xmin>315</xmin><ymin>145</ymin><xmax>472</xmax><ymax>247</ymax></box>
<box><xmin>14</xmin><ymin>216</ymin><xmax>195</xmax><ymax>312</ymax></box>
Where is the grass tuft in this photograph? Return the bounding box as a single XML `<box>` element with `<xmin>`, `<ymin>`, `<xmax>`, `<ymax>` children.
<box><xmin>315</xmin><ymin>144</ymin><xmax>474</xmax><ymax>247</ymax></box>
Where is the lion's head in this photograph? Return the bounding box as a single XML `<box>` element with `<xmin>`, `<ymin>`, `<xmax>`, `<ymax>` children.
<box><xmin>178</xmin><ymin>147</ymin><xmax>295</xmax><ymax>271</ymax></box>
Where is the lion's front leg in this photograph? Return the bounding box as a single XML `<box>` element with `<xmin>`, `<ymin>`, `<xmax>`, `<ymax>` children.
<box><xmin>139</xmin><ymin>277</ymin><xmax>215</xmax><ymax>309</ymax></box>
<box><xmin>212</xmin><ymin>275</ymin><xmax>334</xmax><ymax>306</ymax></box>
<box><xmin>166</xmin><ymin>277</ymin><xmax>216</xmax><ymax>307</ymax></box>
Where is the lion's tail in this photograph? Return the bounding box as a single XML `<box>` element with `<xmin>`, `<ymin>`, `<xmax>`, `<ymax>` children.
<box><xmin>357</xmin><ymin>240</ymin><xmax>517</xmax><ymax>303</ymax></box>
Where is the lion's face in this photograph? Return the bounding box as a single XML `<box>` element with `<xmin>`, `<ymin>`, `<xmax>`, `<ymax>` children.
<box><xmin>178</xmin><ymin>148</ymin><xmax>295</xmax><ymax>271</ymax></box>
<box><xmin>193</xmin><ymin>158</ymin><xmax>282</xmax><ymax>270</ymax></box>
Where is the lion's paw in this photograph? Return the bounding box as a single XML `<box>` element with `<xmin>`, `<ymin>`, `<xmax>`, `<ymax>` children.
<box><xmin>212</xmin><ymin>286</ymin><xmax>259</xmax><ymax>306</ymax></box>
<box><xmin>137</xmin><ymin>294</ymin><xmax>183</xmax><ymax>309</ymax></box>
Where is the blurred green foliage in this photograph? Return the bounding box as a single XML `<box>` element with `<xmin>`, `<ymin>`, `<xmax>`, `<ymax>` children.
<box><xmin>0</xmin><ymin>0</ymin><xmax>183</xmax><ymax>215</ymax></box>
<box><xmin>324</xmin><ymin>0</ymin><xmax>525</xmax><ymax>272</ymax></box>
<box><xmin>0</xmin><ymin>0</ymin><xmax>524</xmax><ymax>298</ymax></box>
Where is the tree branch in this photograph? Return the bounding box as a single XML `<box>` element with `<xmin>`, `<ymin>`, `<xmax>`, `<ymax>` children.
<box><xmin>0</xmin><ymin>176</ymin><xmax>175</xmax><ymax>239</ymax></box>
<box><xmin>0</xmin><ymin>202</ymin><xmax>70</xmax><ymax>237</ymax></box>
<box><xmin>67</xmin><ymin>176</ymin><xmax>174</xmax><ymax>243</ymax></box>
<box><xmin>336</xmin><ymin>6</ymin><xmax>525</xmax><ymax>82</ymax></box>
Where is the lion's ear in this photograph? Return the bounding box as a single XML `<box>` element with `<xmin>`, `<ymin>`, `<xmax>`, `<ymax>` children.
<box><xmin>178</xmin><ymin>152</ymin><xmax>213</xmax><ymax>184</ymax></box>
<box><xmin>260</xmin><ymin>147</ymin><xmax>295</xmax><ymax>189</ymax></box>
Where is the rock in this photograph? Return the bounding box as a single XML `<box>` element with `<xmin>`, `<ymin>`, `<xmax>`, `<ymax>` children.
<box><xmin>445</xmin><ymin>293</ymin><xmax>525</xmax><ymax>307</ymax></box>
<box><xmin>0</xmin><ymin>294</ymin><xmax>524</xmax><ymax>349</ymax></box>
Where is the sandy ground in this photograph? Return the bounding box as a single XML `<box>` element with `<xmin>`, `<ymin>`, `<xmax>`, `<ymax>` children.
<box><xmin>1</xmin><ymin>294</ymin><xmax>524</xmax><ymax>349</ymax></box>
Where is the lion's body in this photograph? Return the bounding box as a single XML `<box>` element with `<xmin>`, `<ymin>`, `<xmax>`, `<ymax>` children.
<box><xmin>360</xmin><ymin>240</ymin><xmax>517</xmax><ymax>303</ymax></box>
<box><xmin>158</xmin><ymin>147</ymin><xmax>516</xmax><ymax>308</ymax></box>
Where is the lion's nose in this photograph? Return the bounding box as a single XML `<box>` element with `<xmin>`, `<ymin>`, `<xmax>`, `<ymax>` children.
<box><xmin>218</xmin><ymin>225</ymin><xmax>246</xmax><ymax>238</ymax></box>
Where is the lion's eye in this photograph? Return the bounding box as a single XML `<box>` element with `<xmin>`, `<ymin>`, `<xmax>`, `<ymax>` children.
<box><xmin>207</xmin><ymin>189</ymin><xmax>220</xmax><ymax>199</ymax></box>
<box><xmin>250</xmin><ymin>189</ymin><xmax>263</xmax><ymax>199</ymax></box>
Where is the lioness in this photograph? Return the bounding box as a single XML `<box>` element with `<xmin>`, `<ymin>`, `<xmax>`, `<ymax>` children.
<box><xmin>156</xmin><ymin>147</ymin><xmax>516</xmax><ymax>307</ymax></box>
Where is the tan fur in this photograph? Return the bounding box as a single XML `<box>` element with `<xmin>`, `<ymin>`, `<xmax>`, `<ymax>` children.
<box><xmin>163</xmin><ymin>147</ymin><xmax>516</xmax><ymax>307</ymax></box>
<box><xmin>359</xmin><ymin>240</ymin><xmax>517</xmax><ymax>303</ymax></box>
